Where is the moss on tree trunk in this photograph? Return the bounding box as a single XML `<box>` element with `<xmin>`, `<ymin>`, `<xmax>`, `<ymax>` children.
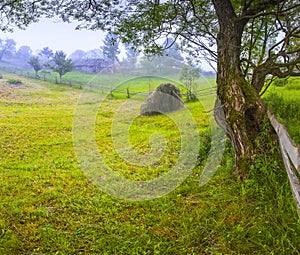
<box><xmin>215</xmin><ymin>71</ymin><xmax>274</xmax><ymax>177</ymax></box>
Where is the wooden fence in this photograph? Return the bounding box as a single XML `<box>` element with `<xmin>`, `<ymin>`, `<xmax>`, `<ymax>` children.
<box><xmin>1</xmin><ymin>65</ymin><xmax>216</xmax><ymax>98</ymax></box>
<box><xmin>268</xmin><ymin>110</ymin><xmax>300</xmax><ymax>215</ymax></box>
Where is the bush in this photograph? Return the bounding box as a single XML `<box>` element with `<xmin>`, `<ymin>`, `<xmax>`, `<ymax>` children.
<box><xmin>6</xmin><ymin>78</ymin><xmax>22</xmax><ymax>85</ymax></box>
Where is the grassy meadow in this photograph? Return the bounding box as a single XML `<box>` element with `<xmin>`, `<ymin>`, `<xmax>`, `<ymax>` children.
<box><xmin>263</xmin><ymin>77</ymin><xmax>300</xmax><ymax>144</ymax></box>
<box><xmin>2</xmin><ymin>66</ymin><xmax>216</xmax><ymax>97</ymax></box>
<box><xmin>0</xmin><ymin>72</ymin><xmax>299</xmax><ymax>254</ymax></box>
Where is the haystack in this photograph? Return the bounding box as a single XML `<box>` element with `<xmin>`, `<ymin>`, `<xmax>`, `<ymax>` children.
<box><xmin>140</xmin><ymin>83</ymin><xmax>184</xmax><ymax>116</ymax></box>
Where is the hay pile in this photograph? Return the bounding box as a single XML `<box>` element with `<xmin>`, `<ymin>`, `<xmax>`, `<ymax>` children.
<box><xmin>140</xmin><ymin>83</ymin><xmax>184</xmax><ymax>116</ymax></box>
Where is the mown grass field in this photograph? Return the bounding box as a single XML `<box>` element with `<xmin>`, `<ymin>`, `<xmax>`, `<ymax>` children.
<box><xmin>0</xmin><ymin>73</ymin><xmax>299</xmax><ymax>254</ymax></box>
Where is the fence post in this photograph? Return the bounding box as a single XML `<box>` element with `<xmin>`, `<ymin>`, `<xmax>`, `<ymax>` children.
<box><xmin>69</xmin><ymin>81</ymin><xmax>72</xmax><ymax>87</ymax></box>
<box><xmin>43</xmin><ymin>73</ymin><xmax>46</xmax><ymax>81</ymax></box>
<box><xmin>55</xmin><ymin>77</ymin><xmax>58</xmax><ymax>84</ymax></box>
<box><xmin>127</xmin><ymin>88</ymin><xmax>130</xmax><ymax>98</ymax></box>
<box><xmin>110</xmin><ymin>86</ymin><xmax>113</xmax><ymax>97</ymax></box>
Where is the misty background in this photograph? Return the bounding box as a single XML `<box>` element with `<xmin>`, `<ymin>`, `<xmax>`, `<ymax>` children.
<box><xmin>0</xmin><ymin>18</ymin><xmax>215</xmax><ymax>72</ymax></box>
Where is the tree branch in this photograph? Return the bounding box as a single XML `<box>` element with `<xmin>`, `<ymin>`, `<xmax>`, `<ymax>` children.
<box><xmin>240</xmin><ymin>1</ymin><xmax>300</xmax><ymax>20</ymax></box>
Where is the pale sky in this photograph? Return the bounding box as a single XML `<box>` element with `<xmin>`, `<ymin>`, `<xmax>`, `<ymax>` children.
<box><xmin>0</xmin><ymin>18</ymin><xmax>106</xmax><ymax>56</ymax></box>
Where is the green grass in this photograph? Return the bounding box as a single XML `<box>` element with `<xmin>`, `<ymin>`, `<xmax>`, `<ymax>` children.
<box><xmin>117</xmin><ymin>76</ymin><xmax>181</xmax><ymax>92</ymax></box>
<box><xmin>0</xmin><ymin>73</ymin><xmax>299</xmax><ymax>254</ymax></box>
<box><xmin>63</xmin><ymin>71</ymin><xmax>135</xmax><ymax>88</ymax></box>
<box><xmin>263</xmin><ymin>77</ymin><xmax>300</xmax><ymax>144</ymax></box>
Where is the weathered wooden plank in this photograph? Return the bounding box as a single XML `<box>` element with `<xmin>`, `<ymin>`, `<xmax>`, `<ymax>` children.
<box><xmin>268</xmin><ymin>110</ymin><xmax>300</xmax><ymax>215</ymax></box>
<box><xmin>279</xmin><ymin>142</ymin><xmax>300</xmax><ymax>215</ymax></box>
<box><xmin>278</xmin><ymin>126</ymin><xmax>300</xmax><ymax>173</ymax></box>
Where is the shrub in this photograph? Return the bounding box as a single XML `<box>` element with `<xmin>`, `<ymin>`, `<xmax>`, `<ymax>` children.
<box><xmin>7</xmin><ymin>78</ymin><xmax>22</xmax><ymax>85</ymax></box>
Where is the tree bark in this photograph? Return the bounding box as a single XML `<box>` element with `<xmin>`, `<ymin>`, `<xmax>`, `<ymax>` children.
<box><xmin>212</xmin><ymin>0</ymin><xmax>271</xmax><ymax>176</ymax></box>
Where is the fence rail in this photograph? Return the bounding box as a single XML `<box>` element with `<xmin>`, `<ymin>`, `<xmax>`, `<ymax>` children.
<box><xmin>268</xmin><ymin>110</ymin><xmax>300</xmax><ymax>215</ymax></box>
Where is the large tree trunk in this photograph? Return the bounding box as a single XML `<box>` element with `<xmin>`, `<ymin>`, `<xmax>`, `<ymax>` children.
<box><xmin>212</xmin><ymin>0</ymin><xmax>271</xmax><ymax>176</ymax></box>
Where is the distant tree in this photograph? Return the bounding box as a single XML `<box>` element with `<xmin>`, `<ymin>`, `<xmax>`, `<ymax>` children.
<box><xmin>0</xmin><ymin>38</ymin><xmax>16</xmax><ymax>61</ymax></box>
<box><xmin>101</xmin><ymin>33</ymin><xmax>120</xmax><ymax>62</ymax></box>
<box><xmin>39</xmin><ymin>47</ymin><xmax>53</xmax><ymax>59</ymax></box>
<box><xmin>125</xmin><ymin>43</ymin><xmax>139</xmax><ymax>59</ymax></box>
<box><xmin>85</xmin><ymin>49</ymin><xmax>103</xmax><ymax>59</ymax></box>
<box><xmin>28</xmin><ymin>56</ymin><xmax>42</xmax><ymax>77</ymax></box>
<box><xmin>138</xmin><ymin>55</ymin><xmax>183</xmax><ymax>76</ymax></box>
<box><xmin>16</xmin><ymin>45</ymin><xmax>32</xmax><ymax>61</ymax></box>
<box><xmin>39</xmin><ymin>47</ymin><xmax>53</xmax><ymax>66</ymax></box>
<box><xmin>69</xmin><ymin>49</ymin><xmax>87</xmax><ymax>60</ymax></box>
<box><xmin>162</xmin><ymin>38</ymin><xmax>184</xmax><ymax>62</ymax></box>
<box><xmin>48</xmin><ymin>51</ymin><xmax>73</xmax><ymax>82</ymax></box>
<box><xmin>139</xmin><ymin>57</ymin><xmax>157</xmax><ymax>75</ymax></box>
<box><xmin>138</xmin><ymin>38</ymin><xmax>183</xmax><ymax>75</ymax></box>
<box><xmin>180</xmin><ymin>62</ymin><xmax>201</xmax><ymax>101</ymax></box>
<box><xmin>122</xmin><ymin>43</ymin><xmax>140</xmax><ymax>68</ymax></box>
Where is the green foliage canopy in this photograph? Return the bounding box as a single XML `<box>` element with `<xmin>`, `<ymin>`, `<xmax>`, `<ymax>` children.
<box><xmin>0</xmin><ymin>0</ymin><xmax>53</xmax><ymax>32</ymax></box>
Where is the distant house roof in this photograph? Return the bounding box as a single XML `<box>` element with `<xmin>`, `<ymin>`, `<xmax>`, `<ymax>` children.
<box><xmin>73</xmin><ymin>58</ymin><xmax>114</xmax><ymax>73</ymax></box>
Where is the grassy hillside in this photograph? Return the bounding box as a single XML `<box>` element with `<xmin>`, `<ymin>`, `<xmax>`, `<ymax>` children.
<box><xmin>0</xmin><ymin>73</ymin><xmax>299</xmax><ymax>254</ymax></box>
<box><xmin>1</xmin><ymin>64</ymin><xmax>216</xmax><ymax>95</ymax></box>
